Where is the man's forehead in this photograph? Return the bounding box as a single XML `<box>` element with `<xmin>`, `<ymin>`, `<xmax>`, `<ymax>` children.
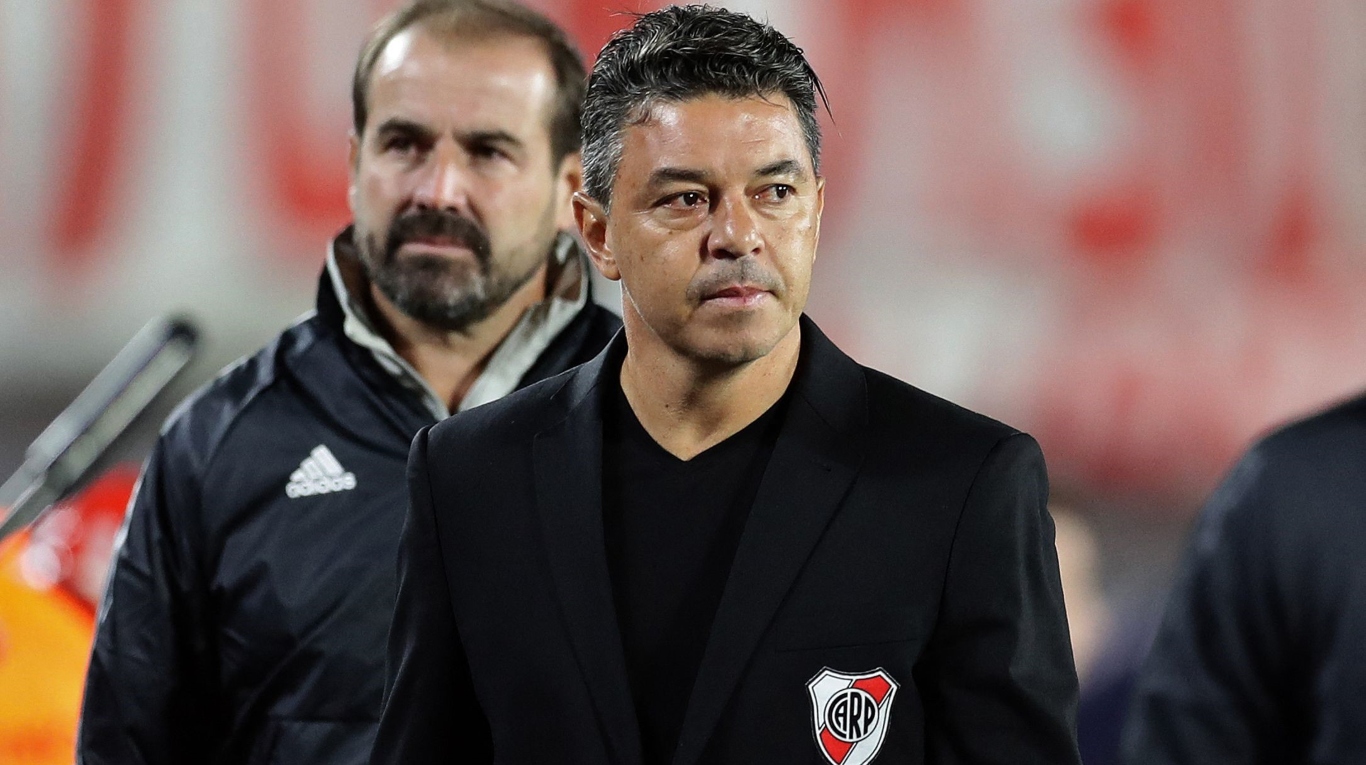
<box><xmin>373</xmin><ymin>27</ymin><xmax>421</xmax><ymax>79</ymax></box>
<box><xmin>620</xmin><ymin>95</ymin><xmax>813</xmax><ymax>181</ymax></box>
<box><xmin>368</xmin><ymin>27</ymin><xmax>555</xmax><ymax>129</ymax></box>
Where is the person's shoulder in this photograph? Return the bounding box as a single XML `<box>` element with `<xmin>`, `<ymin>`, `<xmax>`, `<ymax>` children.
<box><xmin>1255</xmin><ymin>391</ymin><xmax>1366</xmax><ymax>463</ymax></box>
<box><xmin>844</xmin><ymin>365</ymin><xmax>1041</xmax><ymax>499</ymax></box>
<box><xmin>1217</xmin><ymin>390</ymin><xmax>1366</xmax><ymax>513</ymax></box>
<box><xmin>157</xmin><ymin>313</ymin><xmax>322</xmax><ymax>472</ymax></box>
<box><xmin>860</xmin><ymin>365</ymin><xmax>1023</xmax><ymax>451</ymax></box>
<box><xmin>1191</xmin><ymin>390</ymin><xmax>1366</xmax><ymax>554</ymax></box>
<box><xmin>426</xmin><ymin>365</ymin><xmax>580</xmax><ymax>457</ymax></box>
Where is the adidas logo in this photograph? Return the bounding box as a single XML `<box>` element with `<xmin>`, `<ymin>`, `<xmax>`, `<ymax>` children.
<box><xmin>285</xmin><ymin>445</ymin><xmax>357</xmax><ymax>498</ymax></box>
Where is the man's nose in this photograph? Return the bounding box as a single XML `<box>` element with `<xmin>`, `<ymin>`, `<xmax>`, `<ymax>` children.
<box><xmin>708</xmin><ymin>194</ymin><xmax>763</xmax><ymax>260</ymax></box>
<box><xmin>412</xmin><ymin>144</ymin><xmax>471</xmax><ymax>214</ymax></box>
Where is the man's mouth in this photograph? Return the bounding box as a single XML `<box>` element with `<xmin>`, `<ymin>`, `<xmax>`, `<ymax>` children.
<box><xmin>702</xmin><ymin>284</ymin><xmax>772</xmax><ymax>306</ymax></box>
<box><xmin>399</xmin><ymin>236</ymin><xmax>475</xmax><ymax>255</ymax></box>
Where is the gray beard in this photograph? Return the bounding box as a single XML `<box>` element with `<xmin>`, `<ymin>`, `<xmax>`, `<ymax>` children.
<box><xmin>358</xmin><ymin>234</ymin><xmax>548</xmax><ymax>333</ymax></box>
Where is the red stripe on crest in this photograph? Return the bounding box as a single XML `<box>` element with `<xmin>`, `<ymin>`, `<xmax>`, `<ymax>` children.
<box><xmin>852</xmin><ymin>675</ymin><xmax>892</xmax><ymax>705</ymax></box>
<box><xmin>820</xmin><ymin>727</ymin><xmax>854</xmax><ymax>763</ymax></box>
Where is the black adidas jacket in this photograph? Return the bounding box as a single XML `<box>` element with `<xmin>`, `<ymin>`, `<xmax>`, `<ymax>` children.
<box><xmin>77</xmin><ymin>262</ymin><xmax>620</xmax><ymax>765</ymax></box>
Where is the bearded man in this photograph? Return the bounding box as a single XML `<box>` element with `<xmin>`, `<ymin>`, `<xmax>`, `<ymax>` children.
<box><xmin>77</xmin><ymin>2</ymin><xmax>618</xmax><ymax>764</ymax></box>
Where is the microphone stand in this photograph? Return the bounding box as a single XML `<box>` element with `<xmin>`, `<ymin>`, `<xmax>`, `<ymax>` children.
<box><xmin>0</xmin><ymin>315</ymin><xmax>200</xmax><ymax>543</ymax></box>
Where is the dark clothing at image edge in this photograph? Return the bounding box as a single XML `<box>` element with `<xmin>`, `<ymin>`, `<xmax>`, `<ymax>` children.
<box><xmin>1123</xmin><ymin>392</ymin><xmax>1366</xmax><ymax>764</ymax></box>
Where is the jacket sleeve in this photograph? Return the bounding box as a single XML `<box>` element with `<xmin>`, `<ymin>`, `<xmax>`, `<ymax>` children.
<box><xmin>370</xmin><ymin>427</ymin><xmax>492</xmax><ymax>765</ymax></box>
<box><xmin>78</xmin><ymin>433</ymin><xmax>219</xmax><ymax>765</ymax></box>
<box><xmin>922</xmin><ymin>432</ymin><xmax>1082</xmax><ymax>765</ymax></box>
<box><xmin>1121</xmin><ymin>447</ymin><xmax>1297</xmax><ymax>764</ymax></box>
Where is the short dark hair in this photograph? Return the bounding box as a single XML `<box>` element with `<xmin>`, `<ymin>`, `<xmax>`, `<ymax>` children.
<box><xmin>581</xmin><ymin>4</ymin><xmax>829</xmax><ymax>206</ymax></box>
<box><xmin>352</xmin><ymin>0</ymin><xmax>587</xmax><ymax>163</ymax></box>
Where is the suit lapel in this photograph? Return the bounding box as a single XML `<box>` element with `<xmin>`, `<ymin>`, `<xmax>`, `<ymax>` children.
<box><xmin>532</xmin><ymin>336</ymin><xmax>643</xmax><ymax>765</ymax></box>
<box><xmin>672</xmin><ymin>318</ymin><xmax>869</xmax><ymax>765</ymax></box>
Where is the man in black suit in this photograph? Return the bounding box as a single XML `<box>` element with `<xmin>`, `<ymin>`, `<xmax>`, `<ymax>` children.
<box><xmin>372</xmin><ymin>6</ymin><xmax>1081</xmax><ymax>765</ymax></box>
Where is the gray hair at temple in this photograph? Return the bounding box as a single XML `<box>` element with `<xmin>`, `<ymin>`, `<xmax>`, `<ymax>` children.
<box><xmin>580</xmin><ymin>4</ymin><xmax>830</xmax><ymax>208</ymax></box>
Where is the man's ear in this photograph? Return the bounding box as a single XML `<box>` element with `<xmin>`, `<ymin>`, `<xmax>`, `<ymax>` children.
<box><xmin>555</xmin><ymin>153</ymin><xmax>584</xmax><ymax>231</ymax></box>
<box><xmin>347</xmin><ymin>130</ymin><xmax>361</xmax><ymax>215</ymax></box>
<box><xmin>812</xmin><ymin>175</ymin><xmax>826</xmax><ymax>261</ymax></box>
<box><xmin>573</xmin><ymin>191</ymin><xmax>620</xmax><ymax>281</ymax></box>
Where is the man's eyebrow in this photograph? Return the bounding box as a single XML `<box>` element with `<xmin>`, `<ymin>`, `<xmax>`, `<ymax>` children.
<box><xmin>459</xmin><ymin>129</ymin><xmax>524</xmax><ymax>148</ymax></box>
<box><xmin>755</xmin><ymin>158</ymin><xmax>806</xmax><ymax>179</ymax></box>
<box><xmin>646</xmin><ymin>167</ymin><xmax>711</xmax><ymax>188</ymax></box>
<box><xmin>373</xmin><ymin>118</ymin><xmax>432</xmax><ymax>138</ymax></box>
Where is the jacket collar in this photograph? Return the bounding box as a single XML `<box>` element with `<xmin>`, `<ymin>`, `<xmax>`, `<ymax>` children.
<box><xmin>319</xmin><ymin>226</ymin><xmax>593</xmax><ymax>419</ymax></box>
<box><xmin>673</xmin><ymin>316</ymin><xmax>866</xmax><ymax>765</ymax></box>
<box><xmin>531</xmin><ymin>316</ymin><xmax>868</xmax><ymax>765</ymax></box>
<box><xmin>531</xmin><ymin>333</ymin><xmax>636</xmax><ymax>764</ymax></box>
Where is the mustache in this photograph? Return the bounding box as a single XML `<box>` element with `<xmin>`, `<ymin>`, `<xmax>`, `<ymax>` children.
<box><xmin>384</xmin><ymin>209</ymin><xmax>491</xmax><ymax>264</ymax></box>
<box><xmin>686</xmin><ymin>259</ymin><xmax>784</xmax><ymax>302</ymax></box>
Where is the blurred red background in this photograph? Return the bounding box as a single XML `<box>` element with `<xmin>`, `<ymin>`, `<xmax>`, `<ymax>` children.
<box><xmin>6</xmin><ymin>0</ymin><xmax>1363</xmax><ymax>506</ymax></box>
<box><xmin>2</xmin><ymin>1</ymin><xmax>1364</xmax><ymax>760</ymax></box>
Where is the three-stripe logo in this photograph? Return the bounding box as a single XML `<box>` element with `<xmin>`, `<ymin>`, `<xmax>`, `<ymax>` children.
<box><xmin>285</xmin><ymin>445</ymin><xmax>357</xmax><ymax>498</ymax></box>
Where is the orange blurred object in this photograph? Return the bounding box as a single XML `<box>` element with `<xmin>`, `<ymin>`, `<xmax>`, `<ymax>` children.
<box><xmin>0</xmin><ymin>466</ymin><xmax>139</xmax><ymax>765</ymax></box>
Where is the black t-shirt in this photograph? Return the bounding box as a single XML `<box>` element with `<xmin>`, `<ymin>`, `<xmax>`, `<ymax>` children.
<box><xmin>602</xmin><ymin>375</ymin><xmax>785</xmax><ymax>765</ymax></box>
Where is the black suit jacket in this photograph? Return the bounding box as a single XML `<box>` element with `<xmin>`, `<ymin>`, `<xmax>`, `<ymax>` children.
<box><xmin>372</xmin><ymin>317</ymin><xmax>1080</xmax><ymax>765</ymax></box>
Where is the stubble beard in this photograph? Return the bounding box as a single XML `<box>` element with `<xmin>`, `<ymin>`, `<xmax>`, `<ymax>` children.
<box><xmin>681</xmin><ymin>258</ymin><xmax>792</xmax><ymax>366</ymax></box>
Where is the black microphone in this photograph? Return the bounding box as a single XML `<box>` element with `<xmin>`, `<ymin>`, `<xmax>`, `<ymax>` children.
<box><xmin>0</xmin><ymin>315</ymin><xmax>200</xmax><ymax>543</ymax></box>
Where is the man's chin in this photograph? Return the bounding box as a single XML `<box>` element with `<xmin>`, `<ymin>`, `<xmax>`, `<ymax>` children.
<box><xmin>389</xmin><ymin>293</ymin><xmax>492</xmax><ymax>332</ymax></box>
<box><xmin>681</xmin><ymin>333</ymin><xmax>782</xmax><ymax>367</ymax></box>
<box><xmin>678</xmin><ymin>313</ymin><xmax>802</xmax><ymax>367</ymax></box>
<box><xmin>371</xmin><ymin>269</ymin><xmax>487</xmax><ymax>325</ymax></box>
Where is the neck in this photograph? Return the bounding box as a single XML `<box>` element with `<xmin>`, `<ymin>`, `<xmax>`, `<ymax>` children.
<box><xmin>369</xmin><ymin>264</ymin><xmax>548</xmax><ymax>412</ymax></box>
<box><xmin>619</xmin><ymin>317</ymin><xmax>801</xmax><ymax>461</ymax></box>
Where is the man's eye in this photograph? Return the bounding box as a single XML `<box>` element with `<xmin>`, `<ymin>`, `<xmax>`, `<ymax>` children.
<box><xmin>763</xmin><ymin>185</ymin><xmax>795</xmax><ymax>201</ymax></box>
<box><xmin>471</xmin><ymin>145</ymin><xmax>508</xmax><ymax>161</ymax></box>
<box><xmin>664</xmin><ymin>191</ymin><xmax>706</xmax><ymax>209</ymax></box>
<box><xmin>384</xmin><ymin>136</ymin><xmax>416</xmax><ymax>153</ymax></box>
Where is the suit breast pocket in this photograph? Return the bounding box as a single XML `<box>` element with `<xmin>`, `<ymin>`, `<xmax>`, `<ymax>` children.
<box><xmin>769</xmin><ymin>608</ymin><xmax>924</xmax><ymax>653</ymax></box>
<box><xmin>773</xmin><ymin>634</ymin><xmax>921</xmax><ymax>655</ymax></box>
